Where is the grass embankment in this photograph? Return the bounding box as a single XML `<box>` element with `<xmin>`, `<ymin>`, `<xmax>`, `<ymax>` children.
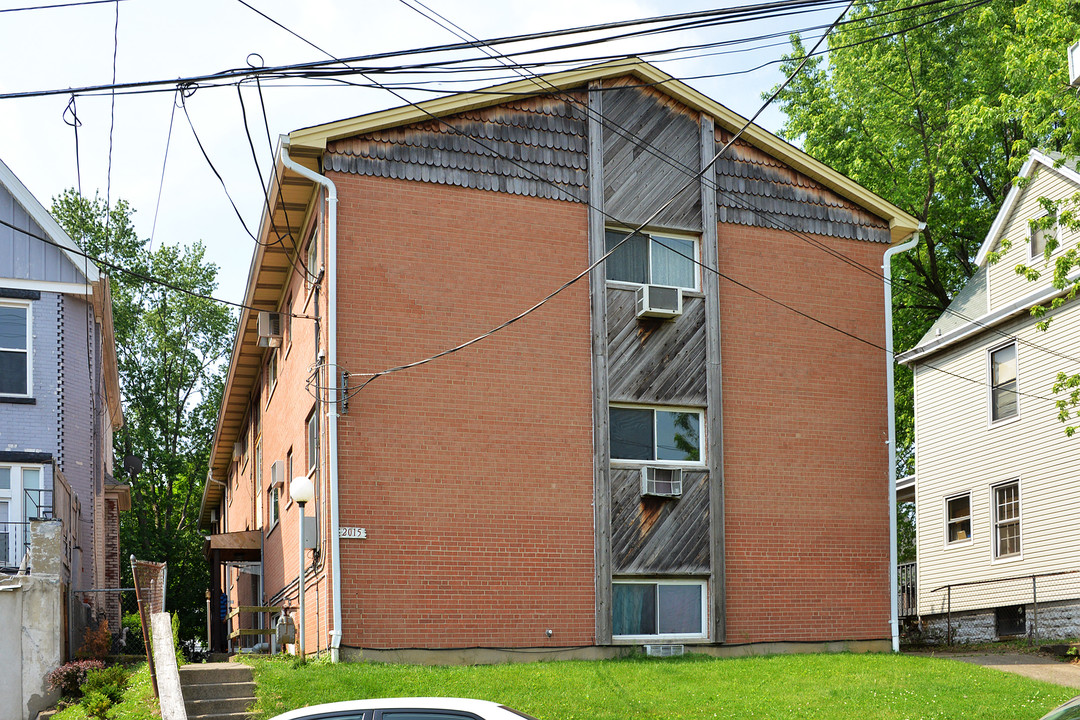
<box><xmin>246</xmin><ymin>652</ymin><xmax>1076</xmax><ymax>720</ymax></box>
<box><xmin>52</xmin><ymin>663</ymin><xmax>158</xmax><ymax>720</ymax></box>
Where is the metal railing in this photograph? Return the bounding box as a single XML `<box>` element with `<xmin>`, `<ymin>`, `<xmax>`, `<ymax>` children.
<box><xmin>924</xmin><ymin>570</ymin><xmax>1080</xmax><ymax>645</ymax></box>
<box><xmin>898</xmin><ymin>562</ymin><xmax>917</xmax><ymax>618</ymax></box>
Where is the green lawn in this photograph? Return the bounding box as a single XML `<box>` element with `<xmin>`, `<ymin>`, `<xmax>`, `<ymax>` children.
<box><xmin>245</xmin><ymin>652</ymin><xmax>1077</xmax><ymax>720</ymax></box>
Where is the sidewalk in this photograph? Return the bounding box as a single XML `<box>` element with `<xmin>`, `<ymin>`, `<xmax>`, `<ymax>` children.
<box><xmin>909</xmin><ymin>652</ymin><xmax>1080</xmax><ymax>689</ymax></box>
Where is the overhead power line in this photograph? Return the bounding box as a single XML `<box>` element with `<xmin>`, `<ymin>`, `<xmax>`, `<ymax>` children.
<box><xmin>0</xmin><ymin>0</ymin><xmax>130</xmax><ymax>12</ymax></box>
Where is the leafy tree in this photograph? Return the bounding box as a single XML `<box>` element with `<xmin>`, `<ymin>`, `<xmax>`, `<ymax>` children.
<box><xmin>53</xmin><ymin>190</ymin><xmax>234</xmax><ymax>642</ymax></box>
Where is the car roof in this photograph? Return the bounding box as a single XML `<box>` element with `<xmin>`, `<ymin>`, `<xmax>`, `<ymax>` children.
<box><xmin>270</xmin><ymin>698</ymin><xmax>514</xmax><ymax>720</ymax></box>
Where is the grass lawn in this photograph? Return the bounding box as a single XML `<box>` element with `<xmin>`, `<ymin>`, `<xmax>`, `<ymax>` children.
<box><xmin>246</xmin><ymin>652</ymin><xmax>1077</xmax><ymax>720</ymax></box>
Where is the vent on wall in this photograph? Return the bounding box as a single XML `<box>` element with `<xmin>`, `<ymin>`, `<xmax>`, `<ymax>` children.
<box><xmin>644</xmin><ymin>644</ymin><xmax>685</xmax><ymax>657</ymax></box>
<box><xmin>258</xmin><ymin>311</ymin><xmax>283</xmax><ymax>347</ymax></box>
<box><xmin>640</xmin><ymin>467</ymin><xmax>683</xmax><ymax>498</ymax></box>
<box><xmin>635</xmin><ymin>285</ymin><xmax>683</xmax><ymax>319</ymax></box>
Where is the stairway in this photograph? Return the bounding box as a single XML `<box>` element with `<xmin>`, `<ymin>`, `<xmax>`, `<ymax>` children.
<box><xmin>178</xmin><ymin>662</ymin><xmax>257</xmax><ymax>720</ymax></box>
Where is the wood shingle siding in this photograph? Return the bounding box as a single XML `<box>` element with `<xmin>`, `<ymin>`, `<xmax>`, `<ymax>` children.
<box><xmin>601</xmin><ymin>82</ymin><xmax>702</xmax><ymax>232</ymax></box>
<box><xmin>611</xmin><ymin>468</ymin><xmax>710</xmax><ymax>574</ymax></box>
<box><xmin>325</xmin><ymin>94</ymin><xmax>589</xmax><ymax>203</ymax></box>
<box><xmin>714</xmin><ymin>132</ymin><xmax>892</xmax><ymax>243</ymax></box>
<box><xmin>606</xmin><ymin>290</ymin><xmax>707</xmax><ymax>406</ymax></box>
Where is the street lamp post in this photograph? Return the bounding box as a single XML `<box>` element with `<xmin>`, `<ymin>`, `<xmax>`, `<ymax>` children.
<box><xmin>289</xmin><ymin>476</ymin><xmax>315</xmax><ymax>659</ymax></box>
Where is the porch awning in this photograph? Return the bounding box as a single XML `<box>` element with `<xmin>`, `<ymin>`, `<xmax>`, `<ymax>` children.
<box><xmin>204</xmin><ymin>530</ymin><xmax>262</xmax><ymax>562</ymax></box>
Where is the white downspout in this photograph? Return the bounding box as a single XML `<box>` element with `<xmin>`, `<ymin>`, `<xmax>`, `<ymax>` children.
<box><xmin>281</xmin><ymin>138</ymin><xmax>343</xmax><ymax>662</ymax></box>
<box><xmin>883</xmin><ymin>225</ymin><xmax>922</xmax><ymax>653</ymax></box>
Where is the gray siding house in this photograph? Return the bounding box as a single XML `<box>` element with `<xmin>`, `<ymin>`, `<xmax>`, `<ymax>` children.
<box><xmin>0</xmin><ymin>156</ymin><xmax>126</xmax><ymax>639</ymax></box>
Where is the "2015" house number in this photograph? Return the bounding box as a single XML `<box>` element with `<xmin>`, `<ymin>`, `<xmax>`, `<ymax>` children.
<box><xmin>339</xmin><ymin>527</ymin><xmax>367</xmax><ymax>539</ymax></box>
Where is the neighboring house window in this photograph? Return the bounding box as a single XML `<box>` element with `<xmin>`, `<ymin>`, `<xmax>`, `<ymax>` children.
<box><xmin>612</xmin><ymin>578</ymin><xmax>707</xmax><ymax>639</ymax></box>
<box><xmin>285</xmin><ymin>449</ymin><xmax>293</xmax><ymax>506</ymax></box>
<box><xmin>605</xmin><ymin>229</ymin><xmax>698</xmax><ymax>290</ymax></box>
<box><xmin>267</xmin><ymin>351</ymin><xmax>278</xmax><ymax>397</ymax></box>
<box><xmin>306</xmin><ymin>229</ymin><xmax>319</xmax><ymax>288</ymax></box>
<box><xmin>284</xmin><ymin>293</ymin><xmax>293</xmax><ymax>353</ymax></box>
<box><xmin>610</xmin><ymin>406</ymin><xmax>703</xmax><ymax>463</ymax></box>
<box><xmin>945</xmin><ymin>493</ymin><xmax>971</xmax><ymax>544</ymax></box>
<box><xmin>237</xmin><ymin>421</ymin><xmax>249</xmax><ymax>470</ymax></box>
<box><xmin>0</xmin><ymin>464</ymin><xmax>42</xmax><ymax>567</ymax></box>
<box><xmin>307</xmin><ymin>408</ymin><xmax>319</xmax><ymax>473</ymax></box>
<box><xmin>268</xmin><ymin>484</ymin><xmax>280</xmax><ymax>528</ymax></box>
<box><xmin>1030</xmin><ymin>213</ymin><xmax>1057</xmax><ymax>260</ymax></box>
<box><xmin>254</xmin><ymin>440</ymin><xmax>263</xmax><ymax>530</ymax></box>
<box><xmin>989</xmin><ymin>342</ymin><xmax>1018</xmax><ymax>423</ymax></box>
<box><xmin>993</xmin><ymin>480</ymin><xmax>1021</xmax><ymax>559</ymax></box>
<box><xmin>0</xmin><ymin>302</ymin><xmax>31</xmax><ymax>396</ymax></box>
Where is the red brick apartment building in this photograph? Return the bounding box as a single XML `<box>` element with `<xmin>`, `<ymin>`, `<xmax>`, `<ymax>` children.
<box><xmin>198</xmin><ymin>59</ymin><xmax>920</xmax><ymax>661</ymax></box>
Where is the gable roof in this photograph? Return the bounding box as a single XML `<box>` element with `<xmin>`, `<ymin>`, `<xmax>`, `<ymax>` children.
<box><xmin>288</xmin><ymin>57</ymin><xmax>920</xmax><ymax>242</ymax></box>
<box><xmin>973</xmin><ymin>149</ymin><xmax>1080</xmax><ymax>267</ymax></box>
<box><xmin>0</xmin><ymin>156</ymin><xmax>98</xmax><ymax>284</ymax></box>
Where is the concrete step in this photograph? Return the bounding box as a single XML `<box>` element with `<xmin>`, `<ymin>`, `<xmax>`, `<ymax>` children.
<box><xmin>179</xmin><ymin>663</ymin><xmax>254</xmax><ymax>686</ymax></box>
<box><xmin>180</xmin><ymin>680</ymin><xmax>256</xmax><ymax>701</ymax></box>
<box><xmin>185</xmin><ymin>713</ymin><xmax>250</xmax><ymax>720</ymax></box>
<box><xmin>185</xmin><ymin>697</ymin><xmax>254</xmax><ymax>716</ymax></box>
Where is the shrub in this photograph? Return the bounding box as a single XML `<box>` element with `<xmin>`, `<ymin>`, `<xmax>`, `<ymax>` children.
<box><xmin>82</xmin><ymin>665</ymin><xmax>128</xmax><ymax>704</ymax></box>
<box><xmin>46</xmin><ymin>659</ymin><xmax>106</xmax><ymax>698</ymax></box>
<box><xmin>78</xmin><ymin>618</ymin><xmax>113</xmax><ymax>660</ymax></box>
<box><xmin>81</xmin><ymin>690</ymin><xmax>113</xmax><ymax>720</ymax></box>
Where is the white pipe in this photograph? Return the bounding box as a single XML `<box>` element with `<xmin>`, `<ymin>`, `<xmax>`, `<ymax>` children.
<box><xmin>882</xmin><ymin>226</ymin><xmax>922</xmax><ymax>653</ymax></box>
<box><xmin>281</xmin><ymin>139</ymin><xmax>343</xmax><ymax>662</ymax></box>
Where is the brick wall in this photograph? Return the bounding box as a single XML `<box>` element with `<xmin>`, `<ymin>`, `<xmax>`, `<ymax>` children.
<box><xmin>332</xmin><ymin>173</ymin><xmax>597</xmax><ymax>649</ymax></box>
<box><xmin>718</xmin><ymin>223</ymin><xmax>891</xmax><ymax>642</ymax></box>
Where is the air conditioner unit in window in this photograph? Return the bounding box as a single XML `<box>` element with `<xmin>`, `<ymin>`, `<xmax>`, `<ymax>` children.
<box><xmin>645</xmin><ymin>644</ymin><xmax>685</xmax><ymax>657</ymax></box>
<box><xmin>210</xmin><ymin>508</ymin><xmax>219</xmax><ymax>524</ymax></box>
<box><xmin>232</xmin><ymin>442</ymin><xmax>244</xmax><ymax>461</ymax></box>
<box><xmin>258</xmin><ymin>311</ymin><xmax>283</xmax><ymax>347</ymax></box>
<box><xmin>635</xmin><ymin>284</ymin><xmax>683</xmax><ymax>319</ymax></box>
<box><xmin>269</xmin><ymin>460</ymin><xmax>284</xmax><ymax>488</ymax></box>
<box><xmin>640</xmin><ymin>467</ymin><xmax>683</xmax><ymax>498</ymax></box>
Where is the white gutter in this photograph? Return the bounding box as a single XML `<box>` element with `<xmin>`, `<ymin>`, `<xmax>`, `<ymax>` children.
<box><xmin>281</xmin><ymin>139</ymin><xmax>343</xmax><ymax>662</ymax></box>
<box><xmin>883</xmin><ymin>227</ymin><xmax>922</xmax><ymax>653</ymax></box>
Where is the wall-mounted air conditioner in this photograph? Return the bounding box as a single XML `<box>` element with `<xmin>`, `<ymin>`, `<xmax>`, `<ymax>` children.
<box><xmin>635</xmin><ymin>285</ymin><xmax>683</xmax><ymax>319</ymax></box>
<box><xmin>210</xmin><ymin>508</ymin><xmax>219</xmax><ymax>524</ymax></box>
<box><xmin>270</xmin><ymin>460</ymin><xmax>284</xmax><ymax>488</ymax></box>
<box><xmin>258</xmin><ymin>311</ymin><xmax>283</xmax><ymax>348</ymax></box>
<box><xmin>640</xmin><ymin>467</ymin><xmax>683</xmax><ymax>498</ymax></box>
<box><xmin>232</xmin><ymin>441</ymin><xmax>244</xmax><ymax>461</ymax></box>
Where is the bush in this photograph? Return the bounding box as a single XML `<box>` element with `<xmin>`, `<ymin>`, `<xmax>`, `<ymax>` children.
<box><xmin>81</xmin><ymin>690</ymin><xmax>113</xmax><ymax>720</ymax></box>
<box><xmin>78</xmin><ymin>619</ymin><xmax>113</xmax><ymax>660</ymax></box>
<box><xmin>46</xmin><ymin>659</ymin><xmax>106</xmax><ymax>698</ymax></box>
<box><xmin>82</xmin><ymin>665</ymin><xmax>128</xmax><ymax>704</ymax></box>
<box><xmin>121</xmin><ymin>613</ymin><xmax>146</xmax><ymax>656</ymax></box>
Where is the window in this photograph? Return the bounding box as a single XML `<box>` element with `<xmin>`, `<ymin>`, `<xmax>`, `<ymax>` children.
<box><xmin>945</xmin><ymin>493</ymin><xmax>971</xmax><ymax>544</ymax></box>
<box><xmin>993</xmin><ymin>480</ymin><xmax>1021</xmax><ymax>559</ymax></box>
<box><xmin>307</xmin><ymin>409</ymin><xmax>319</xmax><ymax>473</ymax></box>
<box><xmin>306</xmin><ymin>229</ymin><xmax>319</xmax><ymax>288</ymax></box>
<box><xmin>267</xmin><ymin>351</ymin><xmax>278</xmax><ymax>396</ymax></box>
<box><xmin>255</xmin><ymin>440</ymin><xmax>263</xmax><ymax>530</ymax></box>
<box><xmin>284</xmin><ymin>293</ymin><xmax>293</xmax><ymax>352</ymax></box>
<box><xmin>605</xmin><ymin>229</ymin><xmax>698</xmax><ymax>290</ymax></box>
<box><xmin>989</xmin><ymin>342</ymin><xmax>1018</xmax><ymax>423</ymax></box>
<box><xmin>610</xmin><ymin>406</ymin><xmax>702</xmax><ymax>463</ymax></box>
<box><xmin>268</xmin><ymin>484</ymin><xmax>280</xmax><ymax>528</ymax></box>
<box><xmin>285</xmin><ymin>449</ymin><xmax>293</xmax><ymax>506</ymax></box>
<box><xmin>0</xmin><ymin>302</ymin><xmax>31</xmax><ymax>396</ymax></box>
<box><xmin>612</xmin><ymin>579</ymin><xmax>707</xmax><ymax>639</ymax></box>
<box><xmin>1030</xmin><ymin>213</ymin><xmax>1057</xmax><ymax>260</ymax></box>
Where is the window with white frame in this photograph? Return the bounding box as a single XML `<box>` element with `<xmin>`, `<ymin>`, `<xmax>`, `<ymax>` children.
<box><xmin>989</xmin><ymin>342</ymin><xmax>1018</xmax><ymax>423</ymax></box>
<box><xmin>0</xmin><ymin>302</ymin><xmax>31</xmax><ymax>396</ymax></box>
<box><xmin>605</xmin><ymin>229</ymin><xmax>698</xmax><ymax>290</ymax></box>
<box><xmin>993</xmin><ymin>480</ymin><xmax>1021</xmax><ymax>559</ymax></box>
<box><xmin>267</xmin><ymin>350</ymin><xmax>278</xmax><ymax>397</ymax></box>
<box><xmin>610</xmin><ymin>406</ymin><xmax>702</xmax><ymax>463</ymax></box>
<box><xmin>307</xmin><ymin>409</ymin><xmax>319</xmax><ymax>473</ymax></box>
<box><xmin>268</xmin><ymin>484</ymin><xmax>280</xmax><ymax>528</ymax></box>
<box><xmin>305</xmin><ymin>229</ymin><xmax>319</xmax><ymax>288</ymax></box>
<box><xmin>612</xmin><ymin>579</ymin><xmax>707</xmax><ymax>639</ymax></box>
<box><xmin>0</xmin><ymin>464</ymin><xmax>43</xmax><ymax>567</ymax></box>
<box><xmin>1030</xmin><ymin>213</ymin><xmax>1058</xmax><ymax>261</ymax></box>
<box><xmin>945</xmin><ymin>493</ymin><xmax>971</xmax><ymax>544</ymax></box>
<box><xmin>254</xmin><ymin>440</ymin><xmax>263</xmax><ymax>530</ymax></box>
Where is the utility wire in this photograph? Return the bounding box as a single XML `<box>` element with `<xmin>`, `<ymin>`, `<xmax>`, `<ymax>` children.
<box><xmin>0</xmin><ymin>0</ymin><xmax>129</xmax><ymax>12</ymax></box>
<box><xmin>149</xmin><ymin>90</ymin><xmax>178</xmax><ymax>250</ymax></box>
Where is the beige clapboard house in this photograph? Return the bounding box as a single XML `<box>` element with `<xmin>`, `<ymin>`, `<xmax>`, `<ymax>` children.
<box><xmin>898</xmin><ymin>149</ymin><xmax>1080</xmax><ymax>642</ymax></box>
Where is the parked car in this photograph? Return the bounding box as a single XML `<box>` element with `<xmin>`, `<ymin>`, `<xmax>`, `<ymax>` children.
<box><xmin>1041</xmin><ymin>696</ymin><xmax>1080</xmax><ymax>720</ymax></box>
<box><xmin>268</xmin><ymin>698</ymin><xmax>541</xmax><ymax>720</ymax></box>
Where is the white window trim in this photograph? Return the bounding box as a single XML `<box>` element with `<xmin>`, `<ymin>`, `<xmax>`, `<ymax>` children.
<box><xmin>265</xmin><ymin>351</ymin><xmax>279</xmax><ymax>407</ymax></box>
<box><xmin>990</xmin><ymin>478</ymin><xmax>1023</xmax><ymax>564</ymax></box>
<box><xmin>609</xmin><ymin>403</ymin><xmax>706</xmax><ymax>468</ymax></box>
<box><xmin>267</xmin><ymin>484</ymin><xmax>280</xmax><ymax>531</ymax></box>
<box><xmin>0</xmin><ymin>300</ymin><xmax>32</xmax><ymax>398</ymax></box>
<box><xmin>0</xmin><ymin>464</ymin><xmax>44</xmax><ymax>567</ymax></box>
<box><xmin>942</xmin><ymin>491</ymin><xmax>973</xmax><ymax>549</ymax></box>
<box><xmin>612</xmin><ymin>577</ymin><xmax>709</xmax><ymax>642</ymax></box>
<box><xmin>605</xmin><ymin>227</ymin><xmax>701</xmax><ymax>292</ymax></box>
<box><xmin>987</xmin><ymin>340</ymin><xmax>1020</xmax><ymax>428</ymax></box>
<box><xmin>1029</xmin><ymin>212</ymin><xmax>1059</xmax><ymax>262</ymax></box>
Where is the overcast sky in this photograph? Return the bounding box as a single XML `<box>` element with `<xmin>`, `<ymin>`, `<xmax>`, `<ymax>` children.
<box><xmin>0</xmin><ymin>0</ymin><xmax>841</xmax><ymax>304</ymax></box>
